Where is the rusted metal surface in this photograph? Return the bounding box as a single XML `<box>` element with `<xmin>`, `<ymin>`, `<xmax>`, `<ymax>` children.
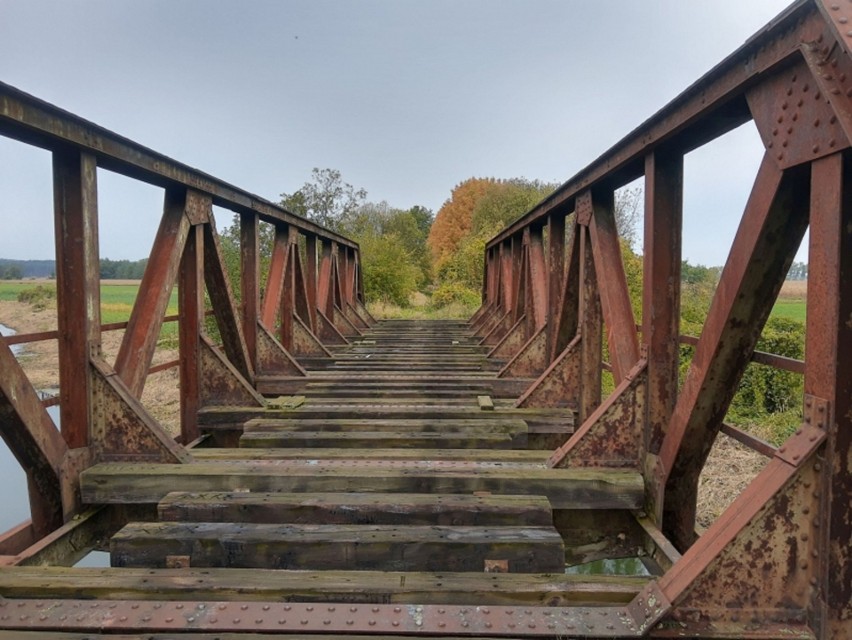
<box><xmin>659</xmin><ymin>156</ymin><xmax>811</xmax><ymax>551</ymax></box>
<box><xmin>53</xmin><ymin>150</ymin><xmax>100</xmax><ymax>450</ymax></box>
<box><xmin>239</xmin><ymin>213</ymin><xmax>259</xmax><ymax>369</ymax></box>
<box><xmin>748</xmin><ymin>59</ymin><xmax>851</xmax><ymax>169</ymax></box>
<box><xmin>0</xmin><ymin>599</ymin><xmax>660</xmax><ymax>637</ymax></box>
<box><xmin>114</xmin><ymin>188</ymin><xmax>190</xmax><ymax>397</ymax></box>
<box><xmin>803</xmin><ymin>148</ymin><xmax>852</xmax><ymax>640</ymax></box>
<box><xmin>0</xmin><ymin>337</ymin><xmax>66</xmax><ymax>535</ymax></box>
<box><xmin>642</xmin><ymin>151</ymin><xmax>682</xmax><ymax>454</ymax></box>
<box><xmin>178</xmin><ymin>224</ymin><xmax>204</xmax><ymax>443</ymax></box>
<box><xmin>515</xmin><ymin>334</ymin><xmax>581</xmax><ymax>409</ymax></box>
<box><xmin>588</xmin><ymin>189</ymin><xmax>639</xmax><ymax>385</ymax></box>
<box><xmin>90</xmin><ymin>358</ymin><xmax>190</xmax><ymax>464</ymax></box>
<box><xmin>578</xmin><ymin>224</ymin><xmax>602</xmax><ymax>422</ymax></box>
<box><xmin>549</xmin><ymin>360</ymin><xmax>647</xmax><ymax>469</ymax></box>
<box><xmin>203</xmin><ymin>214</ymin><xmax>254</xmax><ymax>382</ymax></box>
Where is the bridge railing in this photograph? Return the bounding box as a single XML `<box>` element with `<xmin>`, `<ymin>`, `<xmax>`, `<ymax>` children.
<box><xmin>0</xmin><ymin>80</ymin><xmax>371</xmax><ymax>547</ymax></box>
<box><xmin>473</xmin><ymin>0</ymin><xmax>849</xmax><ymax>634</ymax></box>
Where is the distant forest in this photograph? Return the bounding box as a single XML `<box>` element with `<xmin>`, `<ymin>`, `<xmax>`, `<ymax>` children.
<box><xmin>0</xmin><ymin>258</ymin><xmax>147</xmax><ymax>280</ymax></box>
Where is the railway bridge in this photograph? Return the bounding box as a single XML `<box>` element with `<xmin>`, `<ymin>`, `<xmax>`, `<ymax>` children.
<box><xmin>0</xmin><ymin>0</ymin><xmax>850</xmax><ymax>637</ymax></box>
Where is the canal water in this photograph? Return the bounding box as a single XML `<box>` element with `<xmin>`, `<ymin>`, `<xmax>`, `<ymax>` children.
<box><xmin>0</xmin><ymin>322</ymin><xmax>32</xmax><ymax>530</ymax></box>
<box><xmin>0</xmin><ymin>322</ymin><xmax>108</xmax><ymax>566</ymax></box>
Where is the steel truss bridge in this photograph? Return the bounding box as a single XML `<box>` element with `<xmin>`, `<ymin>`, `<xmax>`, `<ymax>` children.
<box><xmin>0</xmin><ymin>0</ymin><xmax>849</xmax><ymax>638</ymax></box>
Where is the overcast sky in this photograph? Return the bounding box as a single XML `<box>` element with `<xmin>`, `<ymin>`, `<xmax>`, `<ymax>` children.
<box><xmin>0</xmin><ymin>0</ymin><xmax>802</xmax><ymax>266</ymax></box>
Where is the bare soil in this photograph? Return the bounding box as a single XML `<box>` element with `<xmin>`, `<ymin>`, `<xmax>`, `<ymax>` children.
<box><xmin>0</xmin><ymin>300</ymin><xmax>180</xmax><ymax>436</ymax></box>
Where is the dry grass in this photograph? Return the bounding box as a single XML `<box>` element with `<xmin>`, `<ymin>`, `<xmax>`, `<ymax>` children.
<box><xmin>778</xmin><ymin>279</ymin><xmax>807</xmax><ymax>300</ymax></box>
<box><xmin>697</xmin><ymin>433</ymin><xmax>768</xmax><ymax>528</ymax></box>
<box><xmin>1</xmin><ymin>299</ymin><xmax>181</xmax><ymax>437</ymax></box>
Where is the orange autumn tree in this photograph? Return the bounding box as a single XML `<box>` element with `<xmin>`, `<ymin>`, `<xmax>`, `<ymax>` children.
<box><xmin>427</xmin><ymin>178</ymin><xmax>498</xmax><ymax>269</ymax></box>
<box><xmin>428</xmin><ymin>178</ymin><xmax>556</xmax><ymax>303</ymax></box>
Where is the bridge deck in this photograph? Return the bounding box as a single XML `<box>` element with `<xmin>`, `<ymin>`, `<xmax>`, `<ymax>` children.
<box><xmin>80</xmin><ymin>320</ymin><xmax>647</xmax><ymax>587</ymax></box>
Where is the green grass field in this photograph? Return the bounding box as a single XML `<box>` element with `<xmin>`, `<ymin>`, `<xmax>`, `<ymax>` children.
<box><xmin>770</xmin><ymin>300</ymin><xmax>806</xmax><ymax>322</ymax></box>
<box><xmin>0</xmin><ymin>281</ymin><xmax>178</xmax><ymax>328</ymax></box>
<box><xmin>1</xmin><ymin>280</ymin><xmax>806</xmax><ymax>325</ymax></box>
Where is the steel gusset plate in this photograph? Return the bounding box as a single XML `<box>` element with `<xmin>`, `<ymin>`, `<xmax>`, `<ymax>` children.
<box><xmin>747</xmin><ymin>57</ymin><xmax>850</xmax><ymax>169</ymax></box>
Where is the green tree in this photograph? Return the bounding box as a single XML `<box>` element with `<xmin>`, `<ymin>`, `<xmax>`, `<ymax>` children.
<box><xmin>341</xmin><ymin>201</ymin><xmax>432</xmax><ymax>304</ymax></box>
<box><xmin>0</xmin><ymin>264</ymin><xmax>22</xmax><ymax>280</ymax></box>
<box><xmin>280</xmin><ymin>168</ymin><xmax>367</xmax><ymax>231</ymax></box>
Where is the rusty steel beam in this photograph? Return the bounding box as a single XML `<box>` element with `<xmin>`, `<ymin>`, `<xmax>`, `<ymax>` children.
<box><xmin>550</xmin><ymin>223</ymin><xmax>581</xmax><ymax>360</ymax></box>
<box><xmin>52</xmin><ymin>150</ymin><xmax>101</xmax><ymax>450</ymax></box>
<box><xmin>804</xmin><ymin>151</ymin><xmax>852</xmax><ymax>639</ymax></box>
<box><xmin>658</xmin><ymin>156</ymin><xmax>811</xmax><ymax>551</ymax></box>
<box><xmin>279</xmin><ymin>235</ymin><xmax>296</xmax><ymax>352</ymax></box>
<box><xmin>304</xmin><ymin>234</ymin><xmax>319</xmax><ymax>332</ymax></box>
<box><xmin>642</xmin><ymin>151</ymin><xmax>683</xmax><ymax>454</ymax></box>
<box><xmin>528</xmin><ymin>226</ymin><xmax>548</xmax><ymax>331</ymax></box>
<box><xmin>546</xmin><ymin>213</ymin><xmax>565</xmax><ymax>356</ymax></box>
<box><xmin>587</xmin><ymin>189</ymin><xmax>640</xmax><ymax>385</ymax></box>
<box><xmin>178</xmin><ymin>225</ymin><xmax>204</xmax><ymax>444</ymax></box>
<box><xmin>317</xmin><ymin>239</ymin><xmax>333</xmax><ymax>318</ymax></box>
<box><xmin>203</xmin><ymin>216</ymin><xmax>254</xmax><ymax>383</ymax></box>
<box><xmin>0</xmin><ymin>338</ymin><xmax>66</xmax><ymax>536</ymax></box>
<box><xmin>261</xmin><ymin>226</ymin><xmax>290</xmax><ymax>329</ymax></box>
<box><xmin>114</xmin><ymin>188</ymin><xmax>190</xmax><ymax>397</ymax></box>
<box><xmin>240</xmin><ymin>213</ymin><xmax>260</xmax><ymax>370</ymax></box>
<box><xmin>578</xmin><ymin>225</ymin><xmax>602</xmax><ymax>422</ymax></box>
<box><xmin>0</xmin><ymin>81</ymin><xmax>358</xmax><ymax>250</ymax></box>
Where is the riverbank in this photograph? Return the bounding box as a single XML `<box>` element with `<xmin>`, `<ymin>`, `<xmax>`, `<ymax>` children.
<box><xmin>0</xmin><ymin>299</ymin><xmax>180</xmax><ymax>435</ymax></box>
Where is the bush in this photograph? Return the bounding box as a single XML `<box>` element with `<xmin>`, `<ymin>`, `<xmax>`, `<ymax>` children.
<box><xmin>430</xmin><ymin>282</ymin><xmax>480</xmax><ymax>308</ymax></box>
<box><xmin>731</xmin><ymin>316</ymin><xmax>805</xmax><ymax>417</ymax></box>
<box><xmin>16</xmin><ymin>285</ymin><xmax>56</xmax><ymax>310</ymax></box>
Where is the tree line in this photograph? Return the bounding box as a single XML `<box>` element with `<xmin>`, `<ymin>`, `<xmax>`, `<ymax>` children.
<box><xmin>0</xmin><ymin>258</ymin><xmax>148</xmax><ymax>280</ymax></box>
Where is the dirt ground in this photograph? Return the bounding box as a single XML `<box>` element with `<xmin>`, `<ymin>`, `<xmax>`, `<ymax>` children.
<box><xmin>0</xmin><ymin>299</ymin><xmax>181</xmax><ymax>436</ymax></box>
<box><xmin>1</xmin><ymin>298</ymin><xmax>765</xmax><ymax>529</ymax></box>
<box><xmin>778</xmin><ymin>279</ymin><xmax>807</xmax><ymax>299</ymax></box>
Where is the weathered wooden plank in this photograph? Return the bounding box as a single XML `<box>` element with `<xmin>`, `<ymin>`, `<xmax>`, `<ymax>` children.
<box><xmin>477</xmin><ymin>395</ymin><xmax>495</xmax><ymax>411</ymax></box>
<box><xmin>111</xmin><ymin>522</ymin><xmax>565</xmax><ymax>573</ymax></box>
<box><xmin>158</xmin><ymin>492</ymin><xmax>554</xmax><ymax>526</ymax></box>
<box><xmin>81</xmin><ymin>462</ymin><xmax>645</xmax><ymax>510</ymax></box>
<box><xmin>238</xmin><ymin>430</ymin><xmax>518</xmax><ymax>449</ymax></box>
<box><xmin>190</xmin><ymin>448</ymin><xmax>551</xmax><ymax>463</ymax></box>
<box><xmin>0</xmin><ymin>566</ymin><xmax>647</xmax><ymax>606</ymax></box>
<box><xmin>243</xmin><ymin>417</ymin><xmax>528</xmax><ymax>435</ymax></box>
<box><xmin>198</xmin><ymin>405</ymin><xmax>570</xmax><ymax>425</ymax></box>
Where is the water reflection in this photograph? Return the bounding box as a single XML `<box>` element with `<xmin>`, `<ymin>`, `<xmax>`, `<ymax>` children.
<box><xmin>0</xmin><ymin>322</ymin><xmax>32</xmax><ymax>531</ymax></box>
<box><xmin>0</xmin><ymin>323</ymin><xmax>60</xmax><ymax>535</ymax></box>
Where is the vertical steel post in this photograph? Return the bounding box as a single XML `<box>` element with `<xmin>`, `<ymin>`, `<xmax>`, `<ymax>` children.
<box><xmin>241</xmin><ymin>213</ymin><xmax>259</xmax><ymax>370</ymax></box>
<box><xmin>547</xmin><ymin>213</ymin><xmax>566</xmax><ymax>356</ymax></box>
<box><xmin>178</xmin><ymin>225</ymin><xmax>204</xmax><ymax>444</ymax></box>
<box><xmin>578</xmin><ymin>226</ymin><xmax>602</xmax><ymax>422</ymax></box>
<box><xmin>52</xmin><ymin>150</ymin><xmax>101</xmax><ymax>450</ymax></box>
<box><xmin>643</xmin><ymin>151</ymin><xmax>684</xmax><ymax>455</ymax></box>
<box><xmin>805</xmin><ymin>152</ymin><xmax>852</xmax><ymax>640</ymax></box>
<box><xmin>305</xmin><ymin>234</ymin><xmax>318</xmax><ymax>331</ymax></box>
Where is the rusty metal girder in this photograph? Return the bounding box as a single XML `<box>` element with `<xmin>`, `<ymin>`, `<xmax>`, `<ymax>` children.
<box><xmin>0</xmin><ymin>599</ymin><xmax>655</xmax><ymax>637</ymax></box>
